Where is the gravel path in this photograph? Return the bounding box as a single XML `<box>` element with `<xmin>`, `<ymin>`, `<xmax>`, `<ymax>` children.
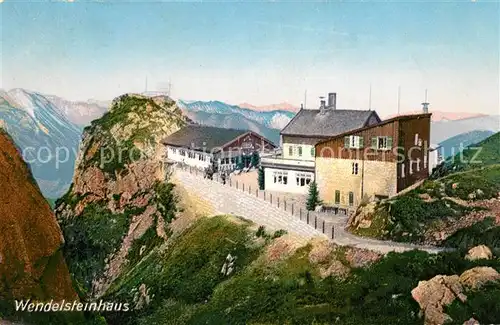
<box><xmin>173</xmin><ymin>169</ymin><xmax>445</xmax><ymax>254</ymax></box>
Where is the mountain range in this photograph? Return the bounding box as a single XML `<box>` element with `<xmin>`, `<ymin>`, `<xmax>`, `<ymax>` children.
<box><xmin>177</xmin><ymin>99</ymin><xmax>295</xmax><ymax>144</ymax></box>
<box><xmin>238</xmin><ymin>101</ymin><xmax>299</xmax><ymax>112</ymax></box>
<box><xmin>0</xmin><ymin>88</ymin><xmax>498</xmax><ymax>199</ymax></box>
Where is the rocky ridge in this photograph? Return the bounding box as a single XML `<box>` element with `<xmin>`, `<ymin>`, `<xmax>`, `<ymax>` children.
<box><xmin>56</xmin><ymin>94</ymin><xmax>190</xmax><ymax>298</ymax></box>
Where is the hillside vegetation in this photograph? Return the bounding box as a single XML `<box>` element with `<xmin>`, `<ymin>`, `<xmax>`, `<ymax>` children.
<box><xmin>349</xmin><ymin>132</ymin><xmax>500</xmax><ymax>246</ymax></box>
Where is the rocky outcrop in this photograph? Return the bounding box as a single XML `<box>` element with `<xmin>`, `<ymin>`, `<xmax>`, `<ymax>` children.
<box><xmin>411</xmin><ymin>266</ymin><xmax>500</xmax><ymax>325</ymax></box>
<box><xmin>465</xmin><ymin>245</ymin><xmax>493</xmax><ymax>261</ymax></box>
<box><xmin>56</xmin><ymin>94</ymin><xmax>190</xmax><ymax>298</ymax></box>
<box><xmin>0</xmin><ymin>130</ymin><xmax>77</xmax><ymax>304</ymax></box>
<box><xmin>347</xmin><ymin>202</ymin><xmax>377</xmax><ymax>230</ymax></box>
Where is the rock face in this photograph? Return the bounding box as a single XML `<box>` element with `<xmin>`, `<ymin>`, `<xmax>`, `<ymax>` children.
<box><xmin>0</xmin><ymin>129</ymin><xmax>77</xmax><ymax>303</ymax></box>
<box><xmin>465</xmin><ymin>245</ymin><xmax>493</xmax><ymax>261</ymax></box>
<box><xmin>56</xmin><ymin>94</ymin><xmax>190</xmax><ymax>299</ymax></box>
<box><xmin>411</xmin><ymin>266</ymin><xmax>500</xmax><ymax>325</ymax></box>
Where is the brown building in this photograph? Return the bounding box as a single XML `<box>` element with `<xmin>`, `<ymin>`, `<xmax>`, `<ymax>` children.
<box><xmin>314</xmin><ymin>113</ymin><xmax>431</xmax><ymax>208</ymax></box>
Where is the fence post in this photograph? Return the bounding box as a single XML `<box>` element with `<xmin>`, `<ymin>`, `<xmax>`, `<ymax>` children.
<box><xmin>331</xmin><ymin>225</ymin><xmax>335</xmax><ymax>239</ymax></box>
<box><xmin>256</xmin><ymin>189</ymin><xmax>258</xmax><ymax>197</ymax></box>
<box><xmin>291</xmin><ymin>203</ymin><xmax>294</xmax><ymax>216</ymax></box>
<box><xmin>322</xmin><ymin>220</ymin><xmax>325</xmax><ymax>233</ymax></box>
<box><xmin>236</xmin><ymin>181</ymin><xmax>238</xmax><ymax>189</ymax></box>
<box><xmin>270</xmin><ymin>194</ymin><xmax>272</xmax><ymax>204</ymax></box>
<box><xmin>314</xmin><ymin>216</ymin><xmax>317</xmax><ymax>229</ymax></box>
<box><xmin>284</xmin><ymin>200</ymin><xmax>286</xmax><ymax>212</ymax></box>
<box><xmin>277</xmin><ymin>197</ymin><xmax>280</xmax><ymax>208</ymax></box>
<box><xmin>264</xmin><ymin>191</ymin><xmax>266</xmax><ymax>200</ymax></box>
<box><xmin>243</xmin><ymin>183</ymin><xmax>245</xmax><ymax>192</ymax></box>
<box><xmin>307</xmin><ymin>211</ymin><xmax>309</xmax><ymax>224</ymax></box>
<box><xmin>249</xmin><ymin>185</ymin><xmax>251</xmax><ymax>194</ymax></box>
<box><xmin>299</xmin><ymin>208</ymin><xmax>301</xmax><ymax>220</ymax></box>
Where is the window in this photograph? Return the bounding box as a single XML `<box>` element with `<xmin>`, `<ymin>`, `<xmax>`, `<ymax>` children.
<box><xmin>273</xmin><ymin>171</ymin><xmax>288</xmax><ymax>185</ymax></box>
<box><xmin>349</xmin><ymin>192</ymin><xmax>354</xmax><ymax>206</ymax></box>
<box><xmin>298</xmin><ymin>146</ymin><xmax>303</xmax><ymax>157</ymax></box>
<box><xmin>345</xmin><ymin>136</ymin><xmax>364</xmax><ymax>149</ymax></box>
<box><xmin>288</xmin><ymin>146</ymin><xmax>293</xmax><ymax>156</ymax></box>
<box><xmin>371</xmin><ymin>136</ymin><xmax>393</xmax><ymax>150</ymax></box>
<box><xmin>311</xmin><ymin>147</ymin><xmax>315</xmax><ymax>157</ymax></box>
<box><xmin>335</xmin><ymin>190</ymin><xmax>341</xmax><ymax>204</ymax></box>
<box><xmin>179</xmin><ymin>149</ymin><xmax>186</xmax><ymax>156</ymax></box>
<box><xmin>296</xmin><ymin>172</ymin><xmax>312</xmax><ymax>187</ymax></box>
<box><xmin>188</xmin><ymin>151</ymin><xmax>196</xmax><ymax>159</ymax></box>
<box><xmin>231</xmin><ymin>157</ymin><xmax>236</xmax><ymax>164</ymax></box>
<box><xmin>171</xmin><ymin>148</ymin><xmax>177</xmax><ymax>154</ymax></box>
<box><xmin>352</xmin><ymin>162</ymin><xmax>359</xmax><ymax>175</ymax></box>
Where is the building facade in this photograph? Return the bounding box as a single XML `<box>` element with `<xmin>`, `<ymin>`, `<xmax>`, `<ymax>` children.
<box><xmin>314</xmin><ymin>113</ymin><xmax>432</xmax><ymax>208</ymax></box>
<box><xmin>162</xmin><ymin>124</ymin><xmax>276</xmax><ymax>171</ymax></box>
<box><xmin>261</xmin><ymin>92</ymin><xmax>381</xmax><ymax>194</ymax></box>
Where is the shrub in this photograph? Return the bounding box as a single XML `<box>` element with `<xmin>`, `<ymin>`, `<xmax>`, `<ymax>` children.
<box><xmin>442</xmin><ymin>217</ymin><xmax>500</xmax><ymax>251</ymax></box>
<box><xmin>306</xmin><ymin>181</ymin><xmax>321</xmax><ymax>211</ymax></box>
<box><xmin>258</xmin><ymin>167</ymin><xmax>265</xmax><ymax>190</ymax></box>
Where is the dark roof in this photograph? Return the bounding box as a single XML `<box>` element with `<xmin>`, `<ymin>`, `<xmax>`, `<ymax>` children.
<box><xmin>280</xmin><ymin>108</ymin><xmax>381</xmax><ymax>137</ymax></box>
<box><xmin>162</xmin><ymin>124</ymin><xmax>250</xmax><ymax>152</ymax></box>
<box><xmin>315</xmin><ymin>113</ymin><xmax>432</xmax><ymax>146</ymax></box>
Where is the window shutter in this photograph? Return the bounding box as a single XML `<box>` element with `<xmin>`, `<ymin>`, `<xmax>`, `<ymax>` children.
<box><xmin>344</xmin><ymin>136</ymin><xmax>350</xmax><ymax>148</ymax></box>
<box><xmin>359</xmin><ymin>137</ymin><xmax>364</xmax><ymax>148</ymax></box>
<box><xmin>371</xmin><ymin>137</ymin><xmax>378</xmax><ymax>149</ymax></box>
<box><xmin>387</xmin><ymin>137</ymin><xmax>393</xmax><ymax>149</ymax></box>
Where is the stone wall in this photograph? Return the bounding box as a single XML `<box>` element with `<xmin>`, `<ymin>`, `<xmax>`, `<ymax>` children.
<box><xmin>316</xmin><ymin>157</ymin><xmax>397</xmax><ymax>206</ymax></box>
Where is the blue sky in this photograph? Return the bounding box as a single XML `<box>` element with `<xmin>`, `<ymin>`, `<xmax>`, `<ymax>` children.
<box><xmin>1</xmin><ymin>1</ymin><xmax>499</xmax><ymax>116</ymax></box>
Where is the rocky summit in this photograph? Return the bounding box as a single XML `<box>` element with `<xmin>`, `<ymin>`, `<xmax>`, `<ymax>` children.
<box><xmin>0</xmin><ymin>129</ymin><xmax>77</xmax><ymax>314</ymax></box>
<box><xmin>55</xmin><ymin>94</ymin><xmax>190</xmax><ymax>299</ymax></box>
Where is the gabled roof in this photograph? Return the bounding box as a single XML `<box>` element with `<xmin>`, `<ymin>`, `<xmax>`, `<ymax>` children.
<box><xmin>161</xmin><ymin>124</ymin><xmax>277</xmax><ymax>153</ymax></box>
<box><xmin>280</xmin><ymin>108</ymin><xmax>381</xmax><ymax>138</ymax></box>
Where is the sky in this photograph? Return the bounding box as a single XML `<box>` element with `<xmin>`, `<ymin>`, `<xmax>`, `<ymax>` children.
<box><xmin>1</xmin><ymin>0</ymin><xmax>499</xmax><ymax>117</ymax></box>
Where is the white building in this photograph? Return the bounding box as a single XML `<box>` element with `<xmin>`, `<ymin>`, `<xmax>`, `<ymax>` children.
<box><xmin>162</xmin><ymin>124</ymin><xmax>276</xmax><ymax>171</ymax></box>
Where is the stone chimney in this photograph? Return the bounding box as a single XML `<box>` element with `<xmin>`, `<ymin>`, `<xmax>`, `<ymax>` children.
<box><xmin>328</xmin><ymin>92</ymin><xmax>337</xmax><ymax>110</ymax></box>
<box><xmin>422</xmin><ymin>102</ymin><xmax>429</xmax><ymax>113</ymax></box>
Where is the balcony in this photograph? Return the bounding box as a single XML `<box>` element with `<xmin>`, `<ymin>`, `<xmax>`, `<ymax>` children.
<box><xmin>261</xmin><ymin>153</ymin><xmax>315</xmax><ymax>171</ymax></box>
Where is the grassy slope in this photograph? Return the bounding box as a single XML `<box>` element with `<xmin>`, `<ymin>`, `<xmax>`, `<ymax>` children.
<box><xmin>99</xmin><ymin>215</ymin><xmax>500</xmax><ymax>325</ymax></box>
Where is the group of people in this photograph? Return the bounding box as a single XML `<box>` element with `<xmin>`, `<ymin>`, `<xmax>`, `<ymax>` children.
<box><xmin>203</xmin><ymin>166</ymin><xmax>228</xmax><ymax>185</ymax></box>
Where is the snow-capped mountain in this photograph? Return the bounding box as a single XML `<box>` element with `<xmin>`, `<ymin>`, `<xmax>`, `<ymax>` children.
<box><xmin>238</xmin><ymin>102</ymin><xmax>299</xmax><ymax>113</ymax></box>
<box><xmin>44</xmin><ymin>95</ymin><xmax>109</xmax><ymax>126</ymax></box>
<box><xmin>0</xmin><ymin>89</ymin><xmax>85</xmax><ymax>198</ymax></box>
<box><xmin>178</xmin><ymin>100</ymin><xmax>294</xmax><ymax>130</ymax></box>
